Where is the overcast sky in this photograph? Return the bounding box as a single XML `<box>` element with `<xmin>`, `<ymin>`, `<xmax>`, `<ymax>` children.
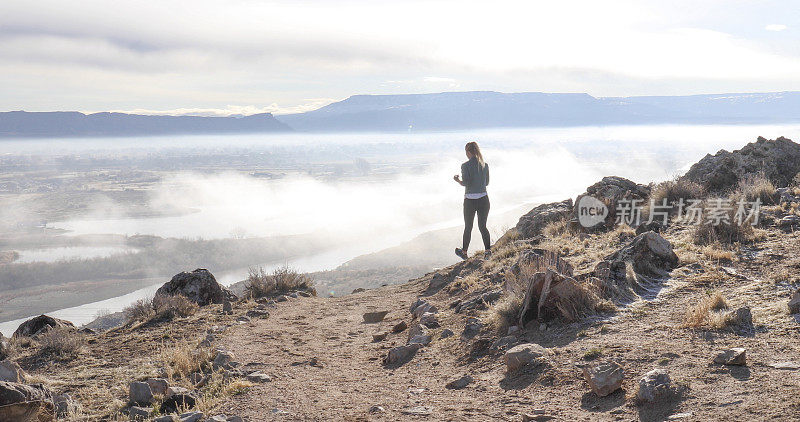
<box><xmin>1</xmin><ymin>0</ymin><xmax>799</xmax><ymax>115</ymax></box>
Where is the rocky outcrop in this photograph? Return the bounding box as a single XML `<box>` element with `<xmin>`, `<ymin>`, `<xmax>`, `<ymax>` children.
<box><xmin>574</xmin><ymin>177</ymin><xmax>650</xmax><ymax>230</ymax></box>
<box><xmin>0</xmin><ymin>360</ymin><xmax>26</xmax><ymax>383</ymax></box>
<box><xmin>605</xmin><ymin>231</ymin><xmax>679</xmax><ymax>278</ymax></box>
<box><xmin>511</xmin><ymin>199</ymin><xmax>574</xmax><ymax>239</ymax></box>
<box><xmin>0</xmin><ymin>334</ymin><xmax>8</xmax><ymax>361</ymax></box>
<box><xmin>683</xmin><ymin>136</ymin><xmax>800</xmax><ymax>192</ymax></box>
<box><xmin>155</xmin><ymin>269</ymin><xmax>233</xmax><ymax>306</ymax></box>
<box><xmin>0</xmin><ymin>381</ymin><xmax>54</xmax><ymax>421</ymax></box>
<box><xmin>13</xmin><ymin>315</ymin><xmax>75</xmax><ymax>338</ymax></box>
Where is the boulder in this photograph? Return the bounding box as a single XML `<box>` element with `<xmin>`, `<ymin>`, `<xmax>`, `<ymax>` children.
<box><xmin>511</xmin><ymin>199</ymin><xmax>574</xmax><ymax>239</ymax></box>
<box><xmin>789</xmin><ymin>289</ymin><xmax>800</xmax><ymax>314</ymax></box>
<box><xmin>383</xmin><ymin>344</ymin><xmax>421</xmax><ymax>365</ymax></box>
<box><xmin>13</xmin><ymin>315</ymin><xmax>74</xmax><ymax>338</ymax></box>
<box><xmin>362</xmin><ymin>311</ymin><xmax>389</xmax><ymax>323</ymax></box>
<box><xmin>574</xmin><ymin>177</ymin><xmax>650</xmax><ymax>230</ymax></box>
<box><xmin>714</xmin><ymin>348</ymin><xmax>747</xmax><ymax>366</ymax></box>
<box><xmin>155</xmin><ymin>269</ymin><xmax>231</xmax><ymax>306</ymax></box>
<box><xmin>636</xmin><ymin>369</ymin><xmax>675</xmax><ymax>403</ymax></box>
<box><xmin>0</xmin><ymin>381</ymin><xmax>54</xmax><ymax>421</ymax></box>
<box><xmin>503</xmin><ymin>343</ymin><xmax>546</xmax><ymax>372</ymax></box>
<box><xmin>129</xmin><ymin>381</ymin><xmax>153</xmax><ymax>405</ymax></box>
<box><xmin>605</xmin><ymin>231</ymin><xmax>679</xmax><ymax>278</ymax></box>
<box><xmin>0</xmin><ymin>360</ymin><xmax>26</xmax><ymax>383</ymax></box>
<box><xmin>683</xmin><ymin>136</ymin><xmax>800</xmax><ymax>193</ymax></box>
<box><xmin>583</xmin><ymin>361</ymin><xmax>624</xmax><ymax>397</ymax></box>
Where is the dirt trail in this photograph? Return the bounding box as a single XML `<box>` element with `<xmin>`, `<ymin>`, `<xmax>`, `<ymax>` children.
<box><xmin>215</xmin><ymin>232</ymin><xmax>800</xmax><ymax>421</ymax></box>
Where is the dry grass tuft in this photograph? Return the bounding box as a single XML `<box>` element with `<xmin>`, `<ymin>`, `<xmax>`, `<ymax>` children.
<box><xmin>245</xmin><ymin>265</ymin><xmax>316</xmax><ymax>299</ymax></box>
<box><xmin>651</xmin><ymin>178</ymin><xmax>706</xmax><ymax>211</ymax></box>
<box><xmin>700</xmin><ymin>243</ymin><xmax>735</xmax><ymax>262</ymax></box>
<box><xmin>486</xmin><ymin>287</ymin><xmax>525</xmax><ymax>334</ymax></box>
<box><xmin>737</xmin><ymin>173</ymin><xmax>778</xmax><ymax>205</ymax></box>
<box><xmin>37</xmin><ymin>327</ymin><xmax>86</xmax><ymax>359</ymax></box>
<box><xmin>123</xmin><ymin>295</ymin><xmax>198</xmax><ymax>324</ymax></box>
<box><xmin>682</xmin><ymin>291</ymin><xmax>732</xmax><ymax>329</ymax></box>
<box><xmin>159</xmin><ymin>340</ymin><xmax>212</xmax><ymax>382</ymax></box>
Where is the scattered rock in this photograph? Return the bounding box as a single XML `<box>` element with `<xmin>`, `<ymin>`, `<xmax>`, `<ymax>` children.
<box><xmin>246</xmin><ymin>371</ymin><xmax>272</xmax><ymax>383</ymax></box>
<box><xmin>605</xmin><ymin>231</ymin><xmax>679</xmax><ymax>278</ymax></box>
<box><xmin>384</xmin><ymin>344</ymin><xmax>421</xmax><ymax>365</ymax></box>
<box><xmin>129</xmin><ymin>381</ymin><xmax>153</xmax><ymax>405</ymax></box>
<box><xmin>637</xmin><ymin>368</ymin><xmax>676</xmax><ymax>403</ymax></box>
<box><xmin>351</xmin><ymin>288</ymin><xmax>366</xmax><ymax>294</ymax></box>
<box><xmin>153</xmin><ymin>415</ymin><xmax>177</xmax><ymax>422</ymax></box>
<box><xmin>392</xmin><ymin>321</ymin><xmax>408</xmax><ymax>333</ymax></box>
<box><xmin>407</xmin><ymin>324</ymin><xmax>426</xmax><ymax>342</ymax></box>
<box><xmin>246</xmin><ymin>309</ymin><xmax>270</xmax><ymax>318</ymax></box>
<box><xmin>462</xmin><ymin>317</ymin><xmax>483</xmax><ymax>339</ymax></box>
<box><xmin>222</xmin><ymin>300</ymin><xmax>233</xmax><ymax>315</ymax></box>
<box><xmin>178</xmin><ymin>411</ymin><xmax>204</xmax><ymax>422</ymax></box>
<box><xmin>155</xmin><ymin>268</ymin><xmax>233</xmax><ymax>306</ymax></box>
<box><xmin>408</xmin><ymin>334</ymin><xmax>432</xmax><ymax>346</ymax></box>
<box><xmin>522</xmin><ymin>414</ymin><xmax>556</xmax><ymax>422</ymax></box>
<box><xmin>0</xmin><ymin>381</ymin><xmax>55</xmax><ymax>421</ymax></box>
<box><xmin>636</xmin><ymin>220</ymin><xmax>663</xmax><ymax>235</ymax></box>
<box><xmin>236</xmin><ymin>316</ymin><xmax>251</xmax><ymax>323</ymax></box>
<box><xmin>727</xmin><ymin>306</ymin><xmax>753</xmax><ymax>328</ymax></box>
<box><xmin>507</xmin><ymin>325</ymin><xmax>520</xmax><ymax>335</ymax></box>
<box><xmin>788</xmin><ymin>288</ymin><xmax>800</xmax><ymax>314</ymax></box>
<box><xmin>583</xmin><ymin>361</ymin><xmax>624</xmax><ymax>397</ymax></box>
<box><xmin>445</xmin><ymin>374</ymin><xmax>473</xmax><ymax>389</ymax></box>
<box><xmin>768</xmin><ymin>361</ymin><xmax>800</xmax><ymax>370</ymax></box>
<box><xmin>145</xmin><ymin>378</ymin><xmax>169</xmax><ymax>396</ymax></box>
<box><xmin>778</xmin><ymin>215</ymin><xmax>800</xmax><ymax>228</ymax></box>
<box><xmin>213</xmin><ymin>350</ymin><xmax>235</xmax><ymax>370</ymax></box>
<box><xmin>368</xmin><ymin>405</ymin><xmax>385</xmax><ymax>413</ymax></box>
<box><xmin>0</xmin><ymin>360</ymin><xmax>26</xmax><ymax>383</ymax></box>
<box><xmin>297</xmin><ymin>290</ymin><xmax>311</xmax><ymax>297</ymax></box>
<box><xmin>411</xmin><ymin>301</ymin><xmax>438</xmax><ymax>319</ymax></box>
<box><xmin>129</xmin><ymin>405</ymin><xmax>151</xmax><ymax>421</ymax></box>
<box><xmin>714</xmin><ymin>348</ymin><xmax>747</xmax><ymax>366</ymax></box>
<box><xmin>420</xmin><ymin>312</ymin><xmax>440</xmax><ymax>328</ymax></box>
<box><xmin>13</xmin><ymin>314</ymin><xmax>75</xmax><ymax>337</ymax></box>
<box><xmin>165</xmin><ymin>386</ymin><xmax>190</xmax><ymax>397</ymax></box>
<box><xmin>0</xmin><ymin>334</ymin><xmax>8</xmax><ymax>360</ymax></box>
<box><xmin>207</xmin><ymin>416</ymin><xmax>227</xmax><ymax>422</ymax></box>
<box><xmin>504</xmin><ymin>343</ymin><xmax>546</xmax><ymax>372</ymax></box>
<box><xmin>372</xmin><ymin>332</ymin><xmax>388</xmax><ymax>342</ymax></box>
<box><xmin>276</xmin><ymin>295</ymin><xmax>288</xmax><ymax>302</ymax></box>
<box><xmin>440</xmin><ymin>328</ymin><xmax>454</xmax><ymax>339</ymax></box>
<box><xmin>362</xmin><ymin>310</ymin><xmax>389</xmax><ymax>323</ymax></box>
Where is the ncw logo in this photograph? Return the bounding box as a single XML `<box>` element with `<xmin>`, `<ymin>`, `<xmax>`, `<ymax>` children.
<box><xmin>577</xmin><ymin>195</ymin><xmax>608</xmax><ymax>228</ymax></box>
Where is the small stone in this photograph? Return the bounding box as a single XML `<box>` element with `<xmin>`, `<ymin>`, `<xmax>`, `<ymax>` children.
<box><xmin>246</xmin><ymin>371</ymin><xmax>272</xmax><ymax>383</ymax></box>
<box><xmin>490</xmin><ymin>335</ymin><xmax>517</xmax><ymax>352</ymax></box>
<box><xmin>276</xmin><ymin>295</ymin><xmax>288</xmax><ymax>302</ymax></box>
<box><xmin>222</xmin><ymin>300</ymin><xmax>233</xmax><ymax>314</ymax></box>
<box><xmin>420</xmin><ymin>312</ymin><xmax>440</xmax><ymax>328</ymax></box>
<box><xmin>309</xmin><ymin>357</ymin><xmax>324</xmax><ymax>367</ymax></box>
<box><xmin>713</xmin><ymin>348</ymin><xmax>746</xmax><ymax>366</ymax></box>
<box><xmin>408</xmin><ymin>334</ymin><xmax>432</xmax><ymax>346</ymax></box>
<box><xmin>392</xmin><ymin>321</ymin><xmax>408</xmax><ymax>333</ymax></box>
<box><xmin>227</xmin><ymin>417</ymin><xmax>244</xmax><ymax>422</ymax></box>
<box><xmin>372</xmin><ymin>332</ymin><xmax>388</xmax><ymax>342</ymax></box>
<box><xmin>129</xmin><ymin>406</ymin><xmax>151</xmax><ymax>421</ymax></box>
<box><xmin>145</xmin><ymin>378</ymin><xmax>169</xmax><ymax>396</ymax></box>
<box><xmin>727</xmin><ymin>306</ymin><xmax>752</xmax><ymax>327</ymax></box>
<box><xmin>298</xmin><ymin>290</ymin><xmax>311</xmax><ymax>297</ymax></box>
<box><xmin>363</xmin><ymin>310</ymin><xmax>389</xmax><ymax>323</ymax></box>
<box><xmin>179</xmin><ymin>411</ymin><xmax>204</xmax><ymax>422</ymax></box>
<box><xmin>288</xmin><ymin>292</ymin><xmax>298</xmax><ymax>298</ymax></box>
<box><xmin>637</xmin><ymin>368</ymin><xmax>675</xmax><ymax>403</ymax></box>
<box><xmin>384</xmin><ymin>343</ymin><xmax>421</xmax><ymax>365</ymax></box>
<box><xmin>166</xmin><ymin>386</ymin><xmax>190</xmax><ymax>397</ymax></box>
<box><xmin>583</xmin><ymin>361</ymin><xmax>624</xmax><ymax>397</ymax></box>
<box><xmin>236</xmin><ymin>316</ymin><xmax>251</xmax><ymax>323</ymax></box>
<box><xmin>54</xmin><ymin>393</ymin><xmax>79</xmax><ymax>418</ymax></box>
<box><xmin>246</xmin><ymin>309</ymin><xmax>270</xmax><ymax>318</ymax></box>
<box><xmin>160</xmin><ymin>393</ymin><xmax>197</xmax><ymax>414</ymax></box>
<box><xmin>412</xmin><ymin>302</ymin><xmax>438</xmax><ymax>319</ymax></box>
<box><xmin>504</xmin><ymin>343</ymin><xmax>546</xmax><ymax>372</ymax></box>
<box><xmin>507</xmin><ymin>325</ymin><xmax>520</xmax><ymax>335</ymax></box>
<box><xmin>522</xmin><ymin>414</ymin><xmax>555</xmax><ymax>422</ymax></box>
<box><xmin>462</xmin><ymin>317</ymin><xmax>483</xmax><ymax>339</ymax></box>
<box><xmin>539</xmin><ymin>323</ymin><xmax>547</xmax><ymax>332</ymax></box>
<box><xmin>369</xmin><ymin>405</ymin><xmax>385</xmax><ymax>413</ymax></box>
<box><xmin>667</xmin><ymin>412</ymin><xmax>693</xmax><ymax>420</ymax></box>
<box><xmin>213</xmin><ymin>350</ymin><xmax>235</xmax><ymax>369</ymax></box>
<box><xmin>129</xmin><ymin>381</ymin><xmax>153</xmax><ymax>405</ymax></box>
<box><xmin>0</xmin><ymin>359</ymin><xmax>26</xmax><ymax>383</ymax></box>
<box><xmin>440</xmin><ymin>328</ymin><xmax>454</xmax><ymax>339</ymax></box>
<box><xmin>207</xmin><ymin>416</ymin><xmax>227</xmax><ymax>422</ymax></box>
<box><xmin>768</xmin><ymin>361</ymin><xmax>800</xmax><ymax>370</ymax></box>
<box><xmin>153</xmin><ymin>416</ymin><xmax>176</xmax><ymax>422</ymax></box>
<box><xmin>446</xmin><ymin>374</ymin><xmax>473</xmax><ymax>389</ymax></box>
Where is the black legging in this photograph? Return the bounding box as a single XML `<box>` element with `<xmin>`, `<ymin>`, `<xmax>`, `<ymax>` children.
<box><xmin>463</xmin><ymin>196</ymin><xmax>491</xmax><ymax>251</ymax></box>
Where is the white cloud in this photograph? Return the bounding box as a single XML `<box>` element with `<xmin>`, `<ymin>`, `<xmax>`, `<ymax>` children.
<box><xmin>103</xmin><ymin>100</ymin><xmax>337</xmax><ymax>117</ymax></box>
<box><xmin>765</xmin><ymin>24</ymin><xmax>788</xmax><ymax>31</ymax></box>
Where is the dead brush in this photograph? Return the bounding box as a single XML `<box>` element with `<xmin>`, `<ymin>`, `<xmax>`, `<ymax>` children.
<box><xmin>159</xmin><ymin>340</ymin><xmax>213</xmax><ymax>382</ymax></box>
<box><xmin>245</xmin><ymin>265</ymin><xmax>316</xmax><ymax>298</ymax></box>
<box><xmin>682</xmin><ymin>291</ymin><xmax>731</xmax><ymax>329</ymax></box>
<box><xmin>37</xmin><ymin>326</ymin><xmax>86</xmax><ymax>359</ymax></box>
<box><xmin>737</xmin><ymin>173</ymin><xmax>778</xmax><ymax>205</ymax></box>
<box><xmin>691</xmin><ymin>198</ymin><xmax>757</xmax><ymax>245</ymax></box>
<box><xmin>152</xmin><ymin>295</ymin><xmax>198</xmax><ymax>321</ymax></box>
<box><xmin>649</xmin><ymin>178</ymin><xmax>706</xmax><ymax>213</ymax></box>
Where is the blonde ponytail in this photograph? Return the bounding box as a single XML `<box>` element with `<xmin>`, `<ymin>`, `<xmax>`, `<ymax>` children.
<box><xmin>465</xmin><ymin>141</ymin><xmax>485</xmax><ymax>168</ymax></box>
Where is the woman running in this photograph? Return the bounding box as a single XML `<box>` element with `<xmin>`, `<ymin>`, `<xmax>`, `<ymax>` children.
<box><xmin>453</xmin><ymin>141</ymin><xmax>491</xmax><ymax>260</ymax></box>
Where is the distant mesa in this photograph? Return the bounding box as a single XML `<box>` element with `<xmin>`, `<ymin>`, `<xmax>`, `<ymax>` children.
<box><xmin>0</xmin><ymin>110</ymin><xmax>290</xmax><ymax>138</ymax></box>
